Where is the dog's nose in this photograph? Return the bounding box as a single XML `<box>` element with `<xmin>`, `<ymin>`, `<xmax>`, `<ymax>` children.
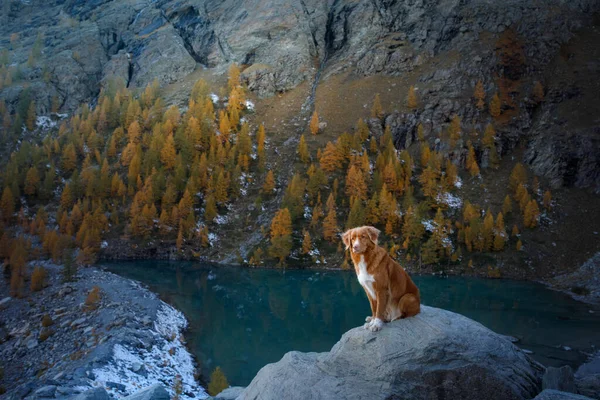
<box><xmin>353</xmin><ymin>246</ymin><xmax>359</xmax><ymax>252</ymax></box>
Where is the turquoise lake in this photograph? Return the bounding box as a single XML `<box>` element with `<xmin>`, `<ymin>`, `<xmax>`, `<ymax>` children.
<box><xmin>103</xmin><ymin>261</ymin><xmax>600</xmax><ymax>386</ymax></box>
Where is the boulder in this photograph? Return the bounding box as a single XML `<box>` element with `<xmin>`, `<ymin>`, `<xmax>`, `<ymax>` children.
<box><xmin>575</xmin><ymin>352</ymin><xmax>600</xmax><ymax>398</ymax></box>
<box><xmin>239</xmin><ymin>306</ymin><xmax>543</xmax><ymax>400</ymax></box>
<box><xmin>532</xmin><ymin>389</ymin><xmax>595</xmax><ymax>400</ymax></box>
<box><xmin>543</xmin><ymin>366</ymin><xmax>577</xmax><ymax>393</ymax></box>
<box><xmin>34</xmin><ymin>385</ymin><xmax>57</xmax><ymax>398</ymax></box>
<box><xmin>71</xmin><ymin>387</ymin><xmax>110</xmax><ymax>400</ymax></box>
<box><xmin>123</xmin><ymin>383</ymin><xmax>170</xmax><ymax>400</ymax></box>
<box><xmin>215</xmin><ymin>386</ymin><xmax>245</xmax><ymax>400</ymax></box>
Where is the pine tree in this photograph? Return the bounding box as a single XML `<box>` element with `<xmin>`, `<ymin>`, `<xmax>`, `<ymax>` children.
<box><xmin>516</xmin><ymin>239</ymin><xmax>523</xmax><ymax>251</ymax></box>
<box><xmin>466</xmin><ymin>145</ymin><xmax>480</xmax><ymax>177</ymax></box>
<box><xmin>208</xmin><ymin>367</ymin><xmax>229</xmax><ymax>397</ymax></box>
<box><xmin>345</xmin><ymin>165</ymin><xmax>367</xmax><ymax>201</ymax></box>
<box><xmin>262</xmin><ymin>170</ymin><xmax>275</xmax><ymax>194</ymax></box>
<box><xmin>490</xmin><ymin>92</ymin><xmax>501</xmax><ymax>117</ymax></box>
<box><xmin>60</xmin><ymin>184</ymin><xmax>74</xmax><ymax>209</ymax></box>
<box><xmin>407</xmin><ymin>86</ymin><xmax>418</xmax><ymax>109</ymax></box>
<box><xmin>356</xmin><ymin>118</ymin><xmax>369</xmax><ymax>142</ymax></box>
<box><xmin>474</xmin><ymin>79</ymin><xmax>485</xmax><ymax>110</ymax></box>
<box><xmin>24</xmin><ymin>167</ymin><xmax>40</xmax><ymax>196</ymax></box>
<box><xmin>297</xmin><ymin>134</ymin><xmax>309</xmax><ymax>163</ymax></box>
<box><xmin>302</xmin><ymin>230</ymin><xmax>312</xmax><ymax>255</ymax></box>
<box><xmin>269</xmin><ymin>208</ymin><xmax>293</xmax><ymax>265</ymax></box>
<box><xmin>310</xmin><ymin>110</ymin><xmax>320</xmax><ymax>135</ymax></box>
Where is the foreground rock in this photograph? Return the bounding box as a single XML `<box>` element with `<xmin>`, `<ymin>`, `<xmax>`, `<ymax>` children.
<box><xmin>0</xmin><ymin>262</ymin><xmax>207</xmax><ymax>399</ymax></box>
<box><xmin>240</xmin><ymin>306</ymin><xmax>543</xmax><ymax>400</ymax></box>
<box><xmin>533</xmin><ymin>389</ymin><xmax>594</xmax><ymax>400</ymax></box>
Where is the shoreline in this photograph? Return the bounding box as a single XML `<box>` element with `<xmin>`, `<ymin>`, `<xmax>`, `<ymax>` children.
<box><xmin>0</xmin><ymin>261</ymin><xmax>208</xmax><ymax>399</ymax></box>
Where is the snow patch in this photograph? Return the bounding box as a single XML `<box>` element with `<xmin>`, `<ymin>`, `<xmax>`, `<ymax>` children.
<box><xmin>245</xmin><ymin>100</ymin><xmax>255</xmax><ymax>111</ymax></box>
<box><xmin>36</xmin><ymin>116</ymin><xmax>57</xmax><ymax>130</ymax></box>
<box><xmin>208</xmin><ymin>232</ymin><xmax>218</xmax><ymax>246</ymax></box>
<box><xmin>214</xmin><ymin>215</ymin><xmax>228</xmax><ymax>225</ymax></box>
<box><xmin>90</xmin><ymin>303</ymin><xmax>208</xmax><ymax>399</ymax></box>
<box><xmin>210</xmin><ymin>93</ymin><xmax>219</xmax><ymax>104</ymax></box>
<box><xmin>436</xmin><ymin>192</ymin><xmax>463</xmax><ymax>209</ymax></box>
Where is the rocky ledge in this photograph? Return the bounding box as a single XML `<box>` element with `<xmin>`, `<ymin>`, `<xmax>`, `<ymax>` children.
<box><xmin>0</xmin><ymin>262</ymin><xmax>207</xmax><ymax>400</ymax></box>
<box><xmin>233</xmin><ymin>306</ymin><xmax>599</xmax><ymax>400</ymax></box>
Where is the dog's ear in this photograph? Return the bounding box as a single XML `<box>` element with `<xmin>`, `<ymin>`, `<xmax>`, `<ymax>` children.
<box><xmin>341</xmin><ymin>229</ymin><xmax>352</xmax><ymax>250</ymax></box>
<box><xmin>366</xmin><ymin>226</ymin><xmax>381</xmax><ymax>245</ymax></box>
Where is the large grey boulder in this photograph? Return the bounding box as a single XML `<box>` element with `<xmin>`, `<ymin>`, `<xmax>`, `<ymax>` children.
<box><xmin>123</xmin><ymin>383</ymin><xmax>170</xmax><ymax>400</ymax></box>
<box><xmin>575</xmin><ymin>352</ymin><xmax>600</xmax><ymax>399</ymax></box>
<box><xmin>532</xmin><ymin>389</ymin><xmax>594</xmax><ymax>400</ymax></box>
<box><xmin>71</xmin><ymin>387</ymin><xmax>110</xmax><ymax>400</ymax></box>
<box><xmin>239</xmin><ymin>306</ymin><xmax>543</xmax><ymax>400</ymax></box>
<box><xmin>216</xmin><ymin>386</ymin><xmax>245</xmax><ymax>400</ymax></box>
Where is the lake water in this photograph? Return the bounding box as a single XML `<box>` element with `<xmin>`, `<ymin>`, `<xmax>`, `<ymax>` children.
<box><xmin>103</xmin><ymin>261</ymin><xmax>600</xmax><ymax>387</ymax></box>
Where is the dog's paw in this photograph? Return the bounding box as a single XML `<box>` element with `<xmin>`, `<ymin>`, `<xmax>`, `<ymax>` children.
<box><xmin>365</xmin><ymin>316</ymin><xmax>373</xmax><ymax>323</ymax></box>
<box><xmin>367</xmin><ymin>318</ymin><xmax>383</xmax><ymax>332</ymax></box>
<box><xmin>363</xmin><ymin>321</ymin><xmax>372</xmax><ymax>329</ymax></box>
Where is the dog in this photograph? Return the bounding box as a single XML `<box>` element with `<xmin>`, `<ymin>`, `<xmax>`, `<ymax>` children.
<box><xmin>342</xmin><ymin>226</ymin><xmax>420</xmax><ymax>331</ymax></box>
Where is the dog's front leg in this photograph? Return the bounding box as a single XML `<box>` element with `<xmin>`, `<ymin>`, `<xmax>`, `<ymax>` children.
<box><xmin>367</xmin><ymin>289</ymin><xmax>388</xmax><ymax>332</ymax></box>
<box><xmin>364</xmin><ymin>295</ymin><xmax>377</xmax><ymax>328</ymax></box>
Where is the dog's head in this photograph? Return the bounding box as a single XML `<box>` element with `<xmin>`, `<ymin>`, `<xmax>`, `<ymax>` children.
<box><xmin>342</xmin><ymin>226</ymin><xmax>381</xmax><ymax>254</ymax></box>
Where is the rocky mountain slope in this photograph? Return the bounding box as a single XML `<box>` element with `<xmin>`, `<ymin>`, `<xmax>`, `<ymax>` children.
<box><xmin>2</xmin><ymin>0</ymin><xmax>599</xmax><ymax>190</ymax></box>
<box><xmin>0</xmin><ymin>262</ymin><xmax>207</xmax><ymax>399</ymax></box>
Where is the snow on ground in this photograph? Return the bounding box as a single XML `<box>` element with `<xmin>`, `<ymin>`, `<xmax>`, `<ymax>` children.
<box><xmin>454</xmin><ymin>178</ymin><xmax>463</xmax><ymax>188</ymax></box>
<box><xmin>90</xmin><ymin>303</ymin><xmax>208</xmax><ymax>399</ymax></box>
<box><xmin>215</xmin><ymin>214</ymin><xmax>228</xmax><ymax>225</ymax></box>
<box><xmin>303</xmin><ymin>206</ymin><xmax>312</xmax><ymax>220</ymax></box>
<box><xmin>36</xmin><ymin>116</ymin><xmax>58</xmax><ymax>130</ymax></box>
<box><xmin>208</xmin><ymin>232</ymin><xmax>218</xmax><ymax>246</ymax></box>
<box><xmin>245</xmin><ymin>100</ymin><xmax>255</xmax><ymax>111</ymax></box>
<box><xmin>210</xmin><ymin>93</ymin><xmax>219</xmax><ymax>104</ymax></box>
<box><xmin>436</xmin><ymin>192</ymin><xmax>463</xmax><ymax>209</ymax></box>
<box><xmin>422</xmin><ymin>220</ymin><xmax>435</xmax><ymax>233</ymax></box>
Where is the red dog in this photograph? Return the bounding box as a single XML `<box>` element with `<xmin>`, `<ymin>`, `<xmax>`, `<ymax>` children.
<box><xmin>342</xmin><ymin>226</ymin><xmax>420</xmax><ymax>331</ymax></box>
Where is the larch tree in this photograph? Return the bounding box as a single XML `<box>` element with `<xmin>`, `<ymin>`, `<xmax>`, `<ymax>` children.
<box><xmin>474</xmin><ymin>79</ymin><xmax>485</xmax><ymax>110</ymax></box>
<box><xmin>160</xmin><ymin>134</ymin><xmax>177</xmax><ymax>170</ymax></box>
<box><xmin>282</xmin><ymin>173</ymin><xmax>306</xmax><ymax>220</ymax></box>
<box><xmin>228</xmin><ymin>63</ymin><xmax>241</xmax><ymax>90</ymax></box>
<box><xmin>310</xmin><ymin>111</ymin><xmax>320</xmax><ymax>135</ymax></box>
<box><xmin>302</xmin><ymin>230</ymin><xmax>312</xmax><ymax>255</ymax></box>
<box><xmin>502</xmin><ymin>195</ymin><xmax>513</xmax><ymax>215</ymax></box>
<box><xmin>523</xmin><ymin>199</ymin><xmax>540</xmax><ymax>228</ymax></box>
<box><xmin>262</xmin><ymin>170</ymin><xmax>275</xmax><ymax>195</ymax></box>
<box><xmin>323</xmin><ymin>193</ymin><xmax>339</xmax><ymax>242</ymax></box>
<box><xmin>482</xmin><ymin>123</ymin><xmax>496</xmax><ymax>148</ymax></box>
<box><xmin>509</xmin><ymin>163</ymin><xmax>527</xmax><ymax>193</ymax></box>
<box><xmin>61</xmin><ymin>143</ymin><xmax>77</xmax><ymax>172</ymax></box>
<box><xmin>482</xmin><ymin>210</ymin><xmax>494</xmax><ymax>251</ymax></box>
<box><xmin>204</xmin><ymin>195</ymin><xmax>218</xmax><ymax>223</ymax></box>
<box><xmin>407</xmin><ymin>86</ymin><xmax>418</xmax><ymax>109</ymax></box>
<box><xmin>26</xmin><ymin>100</ymin><xmax>36</xmax><ymax>131</ymax></box>
<box><xmin>345</xmin><ymin>165</ymin><xmax>367</xmax><ymax>201</ymax></box>
<box><xmin>448</xmin><ymin>115</ymin><xmax>461</xmax><ymax>145</ymax></box>
<box><xmin>346</xmin><ymin>196</ymin><xmax>365</xmax><ymax>229</ymax></box>
<box><xmin>543</xmin><ymin>190</ymin><xmax>552</xmax><ymax>210</ymax></box>
<box><xmin>269</xmin><ymin>208</ymin><xmax>293</xmax><ymax>265</ymax></box>
<box><xmin>297</xmin><ymin>134</ymin><xmax>310</xmax><ymax>163</ymax></box>
<box><xmin>319</xmin><ymin>141</ymin><xmax>343</xmax><ymax>172</ymax></box>
<box><xmin>371</xmin><ymin>93</ymin><xmax>383</xmax><ymax>118</ymax></box>
<box><xmin>417</xmin><ymin>123</ymin><xmax>425</xmax><ymax>141</ymax></box>
<box><xmin>420</xmin><ymin>144</ymin><xmax>431</xmax><ymax>168</ymax></box>
<box><xmin>208</xmin><ymin>367</ymin><xmax>229</xmax><ymax>397</ymax></box>
<box><xmin>489</xmin><ymin>92</ymin><xmax>501</xmax><ymax>118</ymax></box>
<box><xmin>1</xmin><ymin>187</ymin><xmax>14</xmax><ymax>221</ymax></box>
<box><xmin>24</xmin><ymin>167</ymin><xmax>40</xmax><ymax>196</ymax></box>
<box><xmin>493</xmin><ymin>212</ymin><xmax>506</xmax><ymax>251</ymax></box>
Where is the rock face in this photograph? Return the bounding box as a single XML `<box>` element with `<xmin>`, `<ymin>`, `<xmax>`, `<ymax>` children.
<box><xmin>532</xmin><ymin>389</ymin><xmax>595</xmax><ymax>400</ymax></box>
<box><xmin>1</xmin><ymin>0</ymin><xmax>599</xmax><ymax>190</ymax></box>
<box><xmin>239</xmin><ymin>306</ymin><xmax>543</xmax><ymax>400</ymax></box>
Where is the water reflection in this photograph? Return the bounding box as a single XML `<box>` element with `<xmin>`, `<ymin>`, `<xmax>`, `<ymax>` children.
<box><xmin>104</xmin><ymin>261</ymin><xmax>600</xmax><ymax>386</ymax></box>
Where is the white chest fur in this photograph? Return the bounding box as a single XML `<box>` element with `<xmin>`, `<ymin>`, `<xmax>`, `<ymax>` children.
<box><xmin>357</xmin><ymin>255</ymin><xmax>376</xmax><ymax>299</ymax></box>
